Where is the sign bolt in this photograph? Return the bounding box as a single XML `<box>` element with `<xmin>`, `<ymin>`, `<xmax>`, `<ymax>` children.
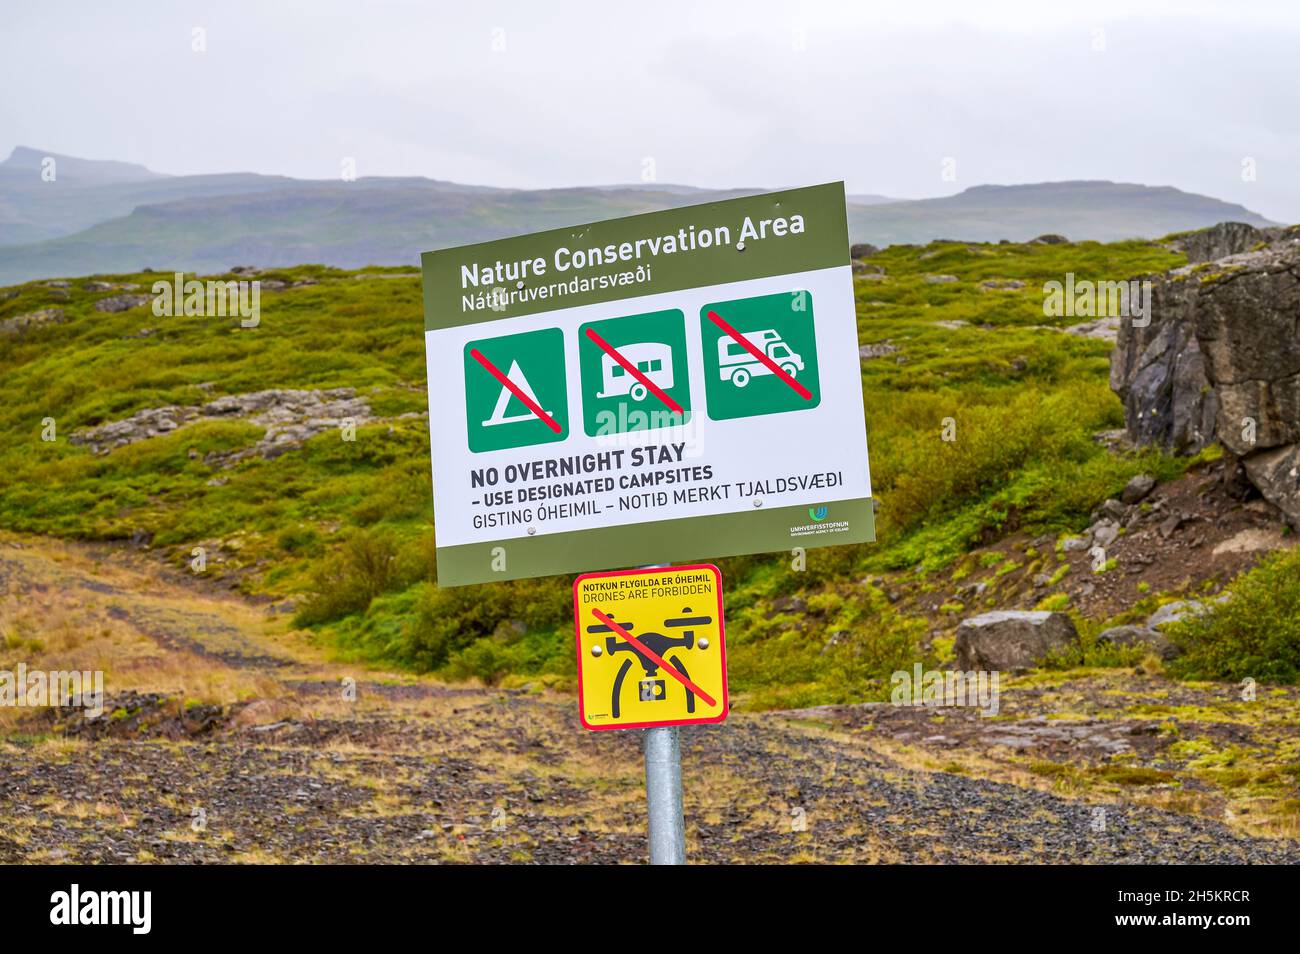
<box><xmin>527</xmin><ymin>526</ymin><xmax>536</xmax><ymax>535</ymax></box>
<box><xmin>753</xmin><ymin>498</ymin><xmax>763</xmax><ymax>508</ymax></box>
<box><xmin>697</xmin><ymin>637</ymin><xmax>709</xmax><ymax>650</ymax></box>
<box><xmin>590</xmin><ymin>645</ymin><xmax>603</xmax><ymax>657</ymax></box>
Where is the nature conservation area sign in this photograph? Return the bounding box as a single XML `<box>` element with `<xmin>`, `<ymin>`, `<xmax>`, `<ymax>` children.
<box><xmin>421</xmin><ymin>182</ymin><xmax>874</xmax><ymax>586</ymax></box>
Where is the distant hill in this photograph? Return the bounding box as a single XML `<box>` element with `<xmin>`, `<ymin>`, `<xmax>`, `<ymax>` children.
<box><xmin>844</xmin><ymin>181</ymin><xmax>1276</xmax><ymax>247</ymax></box>
<box><xmin>0</xmin><ymin>146</ymin><xmax>167</xmax><ymax>185</ymax></box>
<box><xmin>0</xmin><ymin>147</ymin><xmax>302</xmax><ymax>248</ymax></box>
<box><xmin>0</xmin><ymin>147</ymin><xmax>1278</xmax><ymax>283</ymax></box>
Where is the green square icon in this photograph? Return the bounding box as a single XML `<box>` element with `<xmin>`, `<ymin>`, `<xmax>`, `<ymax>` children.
<box><xmin>578</xmin><ymin>309</ymin><xmax>692</xmax><ymax>436</ymax></box>
<box><xmin>699</xmin><ymin>291</ymin><xmax>821</xmax><ymax>420</ymax></box>
<box><xmin>463</xmin><ymin>327</ymin><xmax>568</xmax><ymax>453</ymax></box>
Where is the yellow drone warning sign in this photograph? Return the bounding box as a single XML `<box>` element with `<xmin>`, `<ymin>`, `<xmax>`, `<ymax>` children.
<box><xmin>573</xmin><ymin>564</ymin><xmax>728</xmax><ymax>731</ymax></box>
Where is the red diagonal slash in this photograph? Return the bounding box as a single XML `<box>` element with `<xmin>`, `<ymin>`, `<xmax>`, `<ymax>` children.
<box><xmin>583</xmin><ymin>327</ymin><xmax>685</xmax><ymax>415</ymax></box>
<box><xmin>468</xmin><ymin>347</ymin><xmax>562</xmax><ymax>433</ymax></box>
<box><xmin>591</xmin><ymin>608</ymin><xmax>717</xmax><ymax>707</ymax></box>
<box><xmin>706</xmin><ymin>309</ymin><xmax>812</xmax><ymax>400</ymax></box>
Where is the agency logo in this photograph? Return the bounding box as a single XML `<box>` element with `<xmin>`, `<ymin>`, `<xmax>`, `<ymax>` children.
<box><xmin>808</xmin><ymin>505</ymin><xmax>828</xmax><ymax>521</ymax></box>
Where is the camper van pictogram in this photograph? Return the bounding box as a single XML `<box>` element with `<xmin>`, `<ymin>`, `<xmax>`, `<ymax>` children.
<box><xmin>596</xmin><ymin>342</ymin><xmax>674</xmax><ymax>402</ymax></box>
<box><xmin>586</xmin><ymin>607</ymin><xmax>713</xmax><ymax>718</ymax></box>
<box><xmin>717</xmin><ymin>329</ymin><xmax>804</xmax><ymax>388</ymax></box>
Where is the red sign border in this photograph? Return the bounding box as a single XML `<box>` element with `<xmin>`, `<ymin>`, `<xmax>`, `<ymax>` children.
<box><xmin>573</xmin><ymin>563</ymin><xmax>728</xmax><ymax>732</ymax></box>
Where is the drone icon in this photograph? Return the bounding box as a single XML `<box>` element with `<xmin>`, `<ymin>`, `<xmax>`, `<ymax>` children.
<box><xmin>587</xmin><ymin>607</ymin><xmax>714</xmax><ymax>718</ymax></box>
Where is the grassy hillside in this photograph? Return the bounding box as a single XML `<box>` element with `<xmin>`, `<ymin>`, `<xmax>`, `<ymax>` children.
<box><xmin>0</xmin><ymin>237</ymin><xmax>1234</xmax><ymax>705</ymax></box>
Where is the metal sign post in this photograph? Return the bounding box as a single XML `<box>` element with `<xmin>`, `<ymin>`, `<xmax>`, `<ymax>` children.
<box><xmin>643</xmin><ymin>724</ymin><xmax>686</xmax><ymax>864</ymax></box>
<box><xmin>640</xmin><ymin>562</ymin><xmax>684</xmax><ymax>865</ymax></box>
<box><xmin>573</xmin><ymin>562</ymin><xmax>728</xmax><ymax>864</ymax></box>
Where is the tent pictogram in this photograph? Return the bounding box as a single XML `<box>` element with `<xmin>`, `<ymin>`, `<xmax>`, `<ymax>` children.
<box><xmin>481</xmin><ymin>359</ymin><xmax>554</xmax><ymax>427</ymax></box>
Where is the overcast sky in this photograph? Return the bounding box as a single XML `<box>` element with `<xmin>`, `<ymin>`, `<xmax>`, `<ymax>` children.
<box><xmin>4</xmin><ymin>0</ymin><xmax>1298</xmax><ymax>220</ymax></box>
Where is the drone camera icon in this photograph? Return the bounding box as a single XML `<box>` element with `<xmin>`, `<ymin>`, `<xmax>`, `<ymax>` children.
<box><xmin>586</xmin><ymin>608</ymin><xmax>713</xmax><ymax>718</ymax></box>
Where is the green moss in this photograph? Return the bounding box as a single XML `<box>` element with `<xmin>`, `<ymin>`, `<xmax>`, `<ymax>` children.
<box><xmin>1093</xmin><ymin>764</ymin><xmax>1176</xmax><ymax>786</ymax></box>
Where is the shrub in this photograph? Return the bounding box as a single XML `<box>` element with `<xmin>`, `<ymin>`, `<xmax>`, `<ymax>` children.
<box><xmin>1167</xmin><ymin>548</ymin><xmax>1300</xmax><ymax>683</ymax></box>
<box><xmin>392</xmin><ymin>576</ymin><xmax>571</xmax><ymax>671</ymax></box>
<box><xmin>446</xmin><ymin>637</ymin><xmax>526</xmax><ymax>686</ymax></box>
<box><xmin>293</xmin><ymin>528</ymin><xmax>401</xmax><ymax>626</ymax></box>
<box><xmin>277</xmin><ymin>525</ymin><xmax>319</xmax><ymax>553</ymax></box>
<box><xmin>817</xmin><ymin>611</ymin><xmax>926</xmax><ymax>702</ymax></box>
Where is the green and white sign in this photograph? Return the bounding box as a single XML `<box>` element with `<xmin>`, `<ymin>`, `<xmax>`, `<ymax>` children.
<box><xmin>421</xmin><ymin>182</ymin><xmax>875</xmax><ymax>586</ymax></box>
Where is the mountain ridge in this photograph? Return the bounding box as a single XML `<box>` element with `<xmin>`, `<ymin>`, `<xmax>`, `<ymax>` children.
<box><xmin>0</xmin><ymin>147</ymin><xmax>1279</xmax><ymax>283</ymax></box>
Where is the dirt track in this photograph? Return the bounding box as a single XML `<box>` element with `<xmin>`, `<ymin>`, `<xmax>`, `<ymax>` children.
<box><xmin>1</xmin><ymin>535</ymin><xmax>1297</xmax><ymax>864</ymax></box>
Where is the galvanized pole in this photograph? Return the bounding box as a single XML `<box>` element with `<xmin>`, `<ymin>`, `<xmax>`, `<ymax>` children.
<box><xmin>643</xmin><ymin>724</ymin><xmax>685</xmax><ymax>864</ymax></box>
<box><xmin>639</xmin><ymin>562</ymin><xmax>686</xmax><ymax>864</ymax></box>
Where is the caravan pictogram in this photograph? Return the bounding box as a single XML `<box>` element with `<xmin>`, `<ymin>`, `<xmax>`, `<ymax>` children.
<box><xmin>578</xmin><ymin>309</ymin><xmax>692</xmax><ymax>436</ymax></box>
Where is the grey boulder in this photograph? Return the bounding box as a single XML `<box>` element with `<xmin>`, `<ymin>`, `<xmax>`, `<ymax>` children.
<box><xmin>1097</xmin><ymin>625</ymin><xmax>1180</xmax><ymax>660</ymax></box>
<box><xmin>1121</xmin><ymin>474</ymin><xmax>1156</xmax><ymax>504</ymax></box>
<box><xmin>954</xmin><ymin>611</ymin><xmax>1078</xmax><ymax>672</ymax></box>
<box><xmin>1147</xmin><ymin>600</ymin><xmax>1207</xmax><ymax>630</ymax></box>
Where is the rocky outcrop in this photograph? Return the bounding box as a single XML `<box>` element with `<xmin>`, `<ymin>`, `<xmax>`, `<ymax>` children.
<box><xmin>858</xmin><ymin>341</ymin><xmax>899</xmax><ymax>360</ymax></box>
<box><xmin>1191</xmin><ymin>252</ymin><xmax>1300</xmax><ymax>455</ymax></box>
<box><xmin>0</xmin><ymin>307</ymin><xmax>65</xmax><ymax>338</ymax></box>
<box><xmin>69</xmin><ymin>388</ymin><xmax>373</xmax><ymax>464</ymax></box>
<box><xmin>93</xmin><ymin>293</ymin><xmax>151</xmax><ymax>312</ymax></box>
<box><xmin>1111</xmin><ymin>222</ymin><xmax>1300</xmax><ymax>525</ymax></box>
<box><xmin>1166</xmin><ymin>221</ymin><xmax>1287</xmax><ymax>265</ymax></box>
<box><xmin>1109</xmin><ymin>273</ymin><xmax>1217</xmax><ymax>454</ymax></box>
<box><xmin>954</xmin><ymin>611</ymin><xmax>1078</xmax><ymax>672</ymax></box>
